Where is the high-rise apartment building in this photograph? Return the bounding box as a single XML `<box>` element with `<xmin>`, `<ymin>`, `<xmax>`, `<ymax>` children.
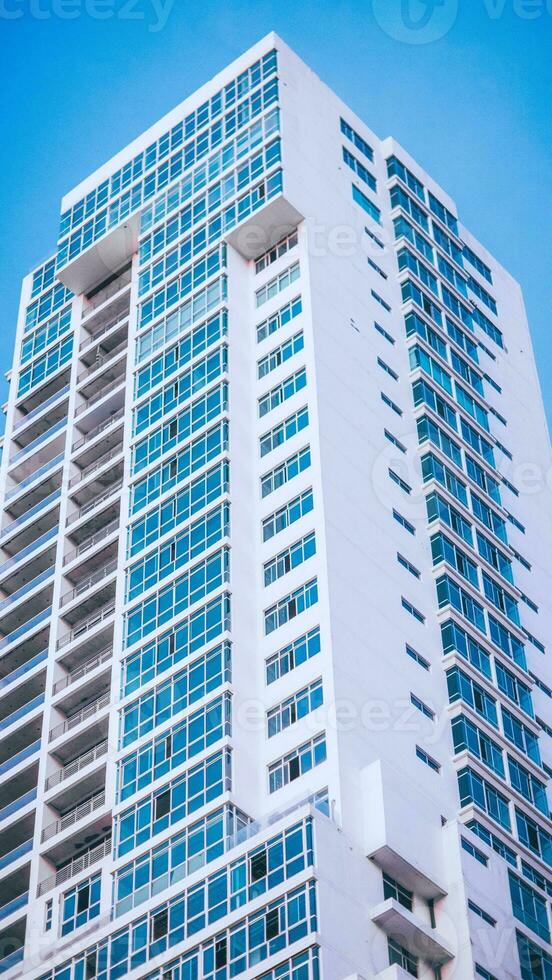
<box><xmin>0</xmin><ymin>31</ymin><xmax>551</xmax><ymax>980</ymax></box>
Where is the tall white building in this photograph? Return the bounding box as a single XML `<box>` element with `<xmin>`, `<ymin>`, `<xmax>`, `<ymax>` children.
<box><xmin>0</xmin><ymin>32</ymin><xmax>551</xmax><ymax>980</ymax></box>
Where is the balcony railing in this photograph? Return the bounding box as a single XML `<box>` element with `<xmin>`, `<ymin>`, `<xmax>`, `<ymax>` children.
<box><xmin>0</xmin><ymin>696</ymin><xmax>44</xmax><ymax>733</ymax></box>
<box><xmin>38</xmin><ymin>836</ymin><xmax>111</xmax><ymax>896</ymax></box>
<box><xmin>41</xmin><ymin>789</ymin><xmax>106</xmax><ymax>842</ymax></box>
<box><xmin>80</xmin><ymin>310</ymin><xmax>129</xmax><ymax>351</ymax></box>
<box><xmin>67</xmin><ymin>480</ymin><xmax>123</xmax><ymax>526</ymax></box>
<box><xmin>0</xmin><ymin>740</ymin><xmax>41</xmax><ymax>778</ymax></box>
<box><xmin>75</xmin><ymin>375</ymin><xmax>125</xmax><ymax>418</ymax></box>
<box><xmin>5</xmin><ymin>453</ymin><xmax>64</xmax><ymax>501</ymax></box>
<box><xmin>63</xmin><ymin>521</ymin><xmax>119</xmax><ymax>567</ymax></box>
<box><xmin>49</xmin><ymin>692</ymin><xmax>110</xmax><ymax>742</ymax></box>
<box><xmin>45</xmin><ymin>739</ymin><xmax>108</xmax><ymax>790</ymax></box>
<box><xmin>72</xmin><ymin>409</ymin><xmax>124</xmax><ymax>453</ymax></box>
<box><xmin>0</xmin><ymin>838</ymin><xmax>33</xmax><ymax>872</ymax></box>
<box><xmin>0</xmin><ymin>787</ymin><xmax>36</xmax><ymax>824</ymax></box>
<box><xmin>83</xmin><ymin>269</ymin><xmax>131</xmax><ymax>316</ymax></box>
<box><xmin>53</xmin><ymin>646</ymin><xmax>112</xmax><ymax>694</ymax></box>
<box><xmin>9</xmin><ymin>419</ymin><xmax>67</xmax><ymax>468</ymax></box>
<box><xmin>0</xmin><ymin>490</ymin><xmax>61</xmax><ymax>542</ymax></box>
<box><xmin>0</xmin><ymin>608</ymin><xmax>51</xmax><ymax>653</ymax></box>
<box><xmin>56</xmin><ymin>601</ymin><xmax>115</xmax><ymax>649</ymax></box>
<box><xmin>77</xmin><ymin>341</ymin><xmax>127</xmax><ymax>385</ymax></box>
<box><xmin>0</xmin><ymin>649</ymin><xmax>48</xmax><ymax>691</ymax></box>
<box><xmin>13</xmin><ymin>384</ymin><xmax>70</xmax><ymax>432</ymax></box>
<box><xmin>68</xmin><ymin>445</ymin><xmax>123</xmax><ymax>488</ymax></box>
<box><xmin>0</xmin><ymin>947</ymin><xmax>24</xmax><ymax>974</ymax></box>
<box><xmin>0</xmin><ymin>892</ymin><xmax>28</xmax><ymax>922</ymax></box>
<box><xmin>60</xmin><ymin>560</ymin><xmax>117</xmax><ymax>608</ymax></box>
<box><xmin>0</xmin><ymin>526</ymin><xmax>57</xmax><ymax>579</ymax></box>
<box><xmin>0</xmin><ymin>566</ymin><xmax>54</xmax><ymax>614</ymax></box>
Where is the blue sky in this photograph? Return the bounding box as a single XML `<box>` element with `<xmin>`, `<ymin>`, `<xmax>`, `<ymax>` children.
<box><xmin>1</xmin><ymin>0</ymin><xmax>551</xmax><ymax>427</ymax></box>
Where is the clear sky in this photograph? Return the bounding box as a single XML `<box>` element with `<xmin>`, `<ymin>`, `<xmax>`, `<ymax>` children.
<box><xmin>1</xmin><ymin>0</ymin><xmax>551</xmax><ymax>428</ymax></box>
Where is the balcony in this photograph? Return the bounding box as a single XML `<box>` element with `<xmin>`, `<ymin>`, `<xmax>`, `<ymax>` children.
<box><xmin>4</xmin><ymin>452</ymin><xmax>64</xmax><ymax>515</ymax></box>
<box><xmin>0</xmin><ymin>735</ymin><xmax>40</xmax><ymax>827</ymax></box>
<box><xmin>8</xmin><ymin>419</ymin><xmax>67</xmax><ymax>484</ymax></box>
<box><xmin>72</xmin><ymin>408</ymin><xmax>124</xmax><ymax>456</ymax></box>
<box><xmin>370</xmin><ymin>898</ymin><xmax>454</xmax><ymax>967</ymax></box>
<box><xmin>0</xmin><ymin>788</ymin><xmax>37</xmax><ymax>827</ymax></box>
<box><xmin>15</xmin><ymin>361</ymin><xmax>71</xmax><ymax>424</ymax></box>
<box><xmin>0</xmin><ymin>839</ymin><xmax>33</xmax><ymax>874</ymax></box>
<box><xmin>0</xmin><ymin>525</ymin><xmax>56</xmax><ymax>586</ymax></box>
<box><xmin>41</xmin><ymin>788</ymin><xmax>107</xmax><ymax>844</ymax></box>
<box><xmin>0</xmin><ymin>648</ymin><xmax>47</xmax><ymax>697</ymax></box>
<box><xmin>68</xmin><ymin>442</ymin><xmax>123</xmax><ymax>492</ymax></box>
<box><xmin>60</xmin><ymin>558</ymin><xmax>117</xmax><ymax>608</ymax></box>
<box><xmin>9</xmin><ymin>418</ymin><xmax>67</xmax><ymax>472</ymax></box>
<box><xmin>12</xmin><ymin>383</ymin><xmax>69</xmax><ymax>442</ymax></box>
<box><xmin>80</xmin><ymin>308</ymin><xmax>129</xmax><ymax>356</ymax></box>
<box><xmin>0</xmin><ymin>741</ymin><xmax>41</xmax><ymax>781</ymax></box>
<box><xmin>0</xmin><ymin>492</ymin><xmax>60</xmax><ymax>555</ymax></box>
<box><xmin>0</xmin><ymin>893</ymin><xmax>28</xmax><ymax>924</ymax></box>
<box><xmin>0</xmin><ymin>571</ymin><xmax>54</xmax><ymax>639</ymax></box>
<box><xmin>45</xmin><ymin>739</ymin><xmax>108</xmax><ymax>792</ymax></box>
<box><xmin>0</xmin><ymin>646</ymin><xmax>45</xmax><ymax>727</ymax></box>
<box><xmin>0</xmin><ymin>608</ymin><xmax>51</xmax><ymax>656</ymax></box>
<box><xmin>11</xmin><ymin>385</ymin><xmax>69</xmax><ymax>455</ymax></box>
<box><xmin>0</xmin><ymin>696</ymin><xmax>44</xmax><ymax>736</ymax></box>
<box><xmin>49</xmin><ymin>691</ymin><xmax>110</xmax><ymax>744</ymax></box>
<box><xmin>37</xmin><ymin>835</ymin><xmax>111</xmax><ymax>897</ymax></box>
<box><xmin>0</xmin><ymin>947</ymin><xmax>24</xmax><ymax>974</ymax></box>
<box><xmin>66</xmin><ymin>480</ymin><xmax>122</xmax><ymax>531</ymax></box>
<box><xmin>63</xmin><ymin>520</ymin><xmax>119</xmax><ymax>569</ymax></box>
<box><xmin>53</xmin><ymin>645</ymin><xmax>112</xmax><ymax>695</ymax></box>
<box><xmin>56</xmin><ymin>600</ymin><xmax>115</xmax><ymax>653</ymax></box>
<box><xmin>75</xmin><ymin>372</ymin><xmax>126</xmax><ymax>424</ymax></box>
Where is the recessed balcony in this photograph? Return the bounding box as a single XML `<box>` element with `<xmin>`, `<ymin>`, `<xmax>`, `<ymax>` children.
<box><xmin>67</xmin><ymin>443</ymin><xmax>124</xmax><ymax>505</ymax></box>
<box><xmin>56</xmin><ymin>599</ymin><xmax>115</xmax><ymax>656</ymax></box>
<box><xmin>0</xmin><ymin>652</ymin><xmax>45</xmax><ymax>727</ymax></box>
<box><xmin>8</xmin><ymin>418</ymin><xmax>67</xmax><ymax>479</ymax></box>
<box><xmin>0</xmin><ymin>787</ymin><xmax>37</xmax><ymax>830</ymax></box>
<box><xmin>80</xmin><ymin>306</ymin><xmax>129</xmax><ymax>357</ymax></box>
<box><xmin>45</xmin><ymin>738</ymin><xmax>108</xmax><ymax>794</ymax></box>
<box><xmin>0</xmin><ymin>647</ymin><xmax>47</xmax><ymax>702</ymax></box>
<box><xmin>0</xmin><ymin>608</ymin><xmax>51</xmax><ymax>659</ymax></box>
<box><xmin>14</xmin><ymin>362</ymin><xmax>71</xmax><ymax>423</ymax></box>
<box><xmin>11</xmin><ymin>384</ymin><xmax>70</xmax><ymax>446</ymax></box>
<box><xmin>0</xmin><ymin>838</ymin><xmax>33</xmax><ymax>876</ymax></box>
<box><xmin>0</xmin><ymin>916</ymin><xmax>26</xmax><ymax>975</ymax></box>
<box><xmin>0</xmin><ymin>525</ymin><xmax>56</xmax><ymax>591</ymax></box>
<box><xmin>0</xmin><ymin>802</ymin><xmax>35</xmax><ymax>868</ymax></box>
<box><xmin>0</xmin><ymin>700</ymin><xmax>43</xmax><ymax>772</ymax></box>
<box><xmin>37</xmin><ymin>834</ymin><xmax>111</xmax><ymax>897</ymax></box>
<box><xmin>49</xmin><ymin>688</ymin><xmax>110</xmax><ymax>744</ymax></box>
<box><xmin>0</xmin><ymin>492</ymin><xmax>60</xmax><ymax>554</ymax></box>
<box><xmin>75</xmin><ymin>360</ymin><xmax>126</xmax><ymax>422</ymax></box>
<box><xmin>59</xmin><ymin>565</ymin><xmax>117</xmax><ymax>628</ymax></box>
<box><xmin>0</xmin><ymin>572</ymin><xmax>54</xmax><ymax>638</ymax></box>
<box><xmin>72</xmin><ymin>408</ymin><xmax>124</xmax><ymax>462</ymax></box>
<box><xmin>63</xmin><ymin>519</ymin><xmax>119</xmax><ymax>571</ymax></box>
<box><xmin>54</xmin><ymin>642</ymin><xmax>112</xmax><ymax>695</ymax></box>
<box><xmin>40</xmin><ymin>788</ymin><xmax>110</xmax><ymax>867</ymax></box>
<box><xmin>4</xmin><ymin>451</ymin><xmax>64</xmax><ymax>517</ymax></box>
<box><xmin>65</xmin><ymin>480</ymin><xmax>122</xmax><ymax>533</ymax></box>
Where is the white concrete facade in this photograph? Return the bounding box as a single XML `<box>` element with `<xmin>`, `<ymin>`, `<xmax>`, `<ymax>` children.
<box><xmin>0</xmin><ymin>32</ymin><xmax>550</xmax><ymax>980</ymax></box>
